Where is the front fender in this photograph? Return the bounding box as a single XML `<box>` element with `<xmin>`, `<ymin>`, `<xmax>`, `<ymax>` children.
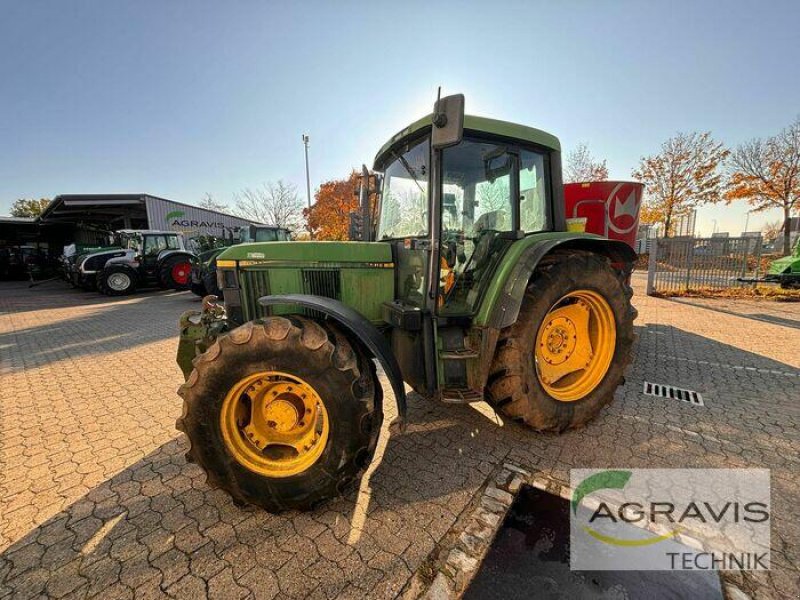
<box><xmin>258</xmin><ymin>294</ymin><xmax>407</xmax><ymax>427</ymax></box>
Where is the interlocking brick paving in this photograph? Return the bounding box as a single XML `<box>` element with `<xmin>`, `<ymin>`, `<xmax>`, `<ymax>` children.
<box><xmin>1</xmin><ymin>276</ymin><xmax>798</xmax><ymax>599</ymax></box>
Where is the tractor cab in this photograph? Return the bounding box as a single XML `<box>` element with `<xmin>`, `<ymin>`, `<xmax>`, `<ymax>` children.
<box><xmin>239</xmin><ymin>224</ymin><xmax>291</xmax><ymax>243</ymax></box>
<box><xmin>374</xmin><ymin>112</ymin><xmax>562</xmax><ymax>318</ymax></box>
<box><xmin>113</xmin><ymin>230</ymin><xmax>186</xmax><ymax>259</ymax></box>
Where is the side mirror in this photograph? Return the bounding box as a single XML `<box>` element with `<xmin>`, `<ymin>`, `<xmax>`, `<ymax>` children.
<box><xmin>431</xmin><ymin>91</ymin><xmax>464</xmax><ymax>149</ymax></box>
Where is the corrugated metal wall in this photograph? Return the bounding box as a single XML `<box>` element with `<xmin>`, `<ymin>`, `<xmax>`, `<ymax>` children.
<box><xmin>144</xmin><ymin>196</ymin><xmax>258</xmax><ymax>237</ymax></box>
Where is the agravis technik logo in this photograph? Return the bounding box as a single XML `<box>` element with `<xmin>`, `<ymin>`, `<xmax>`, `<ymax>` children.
<box><xmin>570</xmin><ymin>469</ymin><xmax>770</xmax><ymax>571</ymax></box>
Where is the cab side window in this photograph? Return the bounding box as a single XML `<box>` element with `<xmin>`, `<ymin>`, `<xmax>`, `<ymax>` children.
<box><xmin>144</xmin><ymin>236</ymin><xmax>167</xmax><ymax>256</ymax></box>
<box><xmin>519</xmin><ymin>150</ymin><xmax>549</xmax><ymax>232</ymax></box>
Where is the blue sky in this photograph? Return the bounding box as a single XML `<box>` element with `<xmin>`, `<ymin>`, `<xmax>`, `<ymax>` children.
<box><xmin>1</xmin><ymin>0</ymin><xmax>798</xmax><ymax>235</ymax></box>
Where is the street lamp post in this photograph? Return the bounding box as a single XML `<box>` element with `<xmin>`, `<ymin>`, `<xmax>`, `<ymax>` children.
<box><xmin>302</xmin><ymin>134</ymin><xmax>312</xmax><ymax>238</ymax></box>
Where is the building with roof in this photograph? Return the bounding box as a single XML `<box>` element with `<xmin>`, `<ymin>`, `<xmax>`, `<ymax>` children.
<box><xmin>1</xmin><ymin>194</ymin><xmax>261</xmax><ymax>276</ymax></box>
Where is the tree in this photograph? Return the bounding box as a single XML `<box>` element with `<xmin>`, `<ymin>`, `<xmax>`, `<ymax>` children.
<box><xmin>724</xmin><ymin>117</ymin><xmax>800</xmax><ymax>254</ymax></box>
<box><xmin>233</xmin><ymin>180</ymin><xmax>304</xmax><ymax>230</ymax></box>
<box><xmin>198</xmin><ymin>193</ymin><xmax>229</xmax><ymax>213</ymax></box>
<box><xmin>632</xmin><ymin>132</ymin><xmax>729</xmax><ymax>237</ymax></box>
<box><xmin>761</xmin><ymin>220</ymin><xmax>783</xmax><ymax>245</ymax></box>
<box><xmin>10</xmin><ymin>198</ymin><xmax>50</xmax><ymax>218</ymax></box>
<box><xmin>305</xmin><ymin>171</ymin><xmax>365</xmax><ymax>240</ymax></box>
<box><xmin>564</xmin><ymin>143</ymin><xmax>609</xmax><ymax>183</ymax></box>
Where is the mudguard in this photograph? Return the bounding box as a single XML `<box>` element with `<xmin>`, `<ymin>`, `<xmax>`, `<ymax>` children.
<box><xmin>258</xmin><ymin>294</ymin><xmax>407</xmax><ymax>426</ymax></box>
<box><xmin>158</xmin><ymin>249</ymin><xmax>196</xmax><ymax>264</ymax></box>
<box><xmin>487</xmin><ymin>237</ymin><xmax>636</xmax><ymax>329</ymax></box>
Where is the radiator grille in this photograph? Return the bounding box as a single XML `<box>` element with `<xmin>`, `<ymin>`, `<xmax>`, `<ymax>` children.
<box><xmin>301</xmin><ymin>269</ymin><xmax>341</xmax><ymax>300</ymax></box>
<box><xmin>301</xmin><ymin>269</ymin><xmax>341</xmax><ymax>319</ymax></box>
<box><xmin>241</xmin><ymin>270</ymin><xmax>271</xmax><ymax>319</ymax></box>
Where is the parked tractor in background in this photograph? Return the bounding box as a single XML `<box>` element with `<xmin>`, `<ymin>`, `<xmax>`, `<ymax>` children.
<box><xmin>175</xmin><ymin>93</ymin><xmax>638</xmax><ymax>512</ymax></box>
<box><xmin>764</xmin><ymin>236</ymin><xmax>800</xmax><ymax>289</ymax></box>
<box><xmin>190</xmin><ymin>224</ymin><xmax>291</xmax><ymax>298</ymax></box>
<box><xmin>71</xmin><ymin>230</ymin><xmax>195</xmax><ymax>296</ymax></box>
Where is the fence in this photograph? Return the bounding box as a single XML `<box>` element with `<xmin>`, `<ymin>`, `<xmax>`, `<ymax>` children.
<box><xmin>646</xmin><ymin>235</ymin><xmax>763</xmax><ymax>295</ymax></box>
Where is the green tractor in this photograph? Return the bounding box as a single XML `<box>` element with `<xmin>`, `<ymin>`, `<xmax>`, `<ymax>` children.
<box><xmin>175</xmin><ymin>94</ymin><xmax>637</xmax><ymax>511</ymax></box>
<box><xmin>764</xmin><ymin>236</ymin><xmax>800</xmax><ymax>289</ymax></box>
<box><xmin>190</xmin><ymin>224</ymin><xmax>291</xmax><ymax>298</ymax></box>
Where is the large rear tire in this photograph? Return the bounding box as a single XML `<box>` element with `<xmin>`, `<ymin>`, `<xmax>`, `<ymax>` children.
<box><xmin>159</xmin><ymin>256</ymin><xmax>192</xmax><ymax>290</ymax></box>
<box><xmin>176</xmin><ymin>316</ymin><xmax>382</xmax><ymax>511</ymax></box>
<box><xmin>487</xmin><ymin>251</ymin><xmax>635</xmax><ymax>432</ymax></box>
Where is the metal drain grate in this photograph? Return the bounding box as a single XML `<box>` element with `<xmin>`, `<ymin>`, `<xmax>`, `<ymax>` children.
<box><xmin>643</xmin><ymin>381</ymin><xmax>704</xmax><ymax>406</ymax></box>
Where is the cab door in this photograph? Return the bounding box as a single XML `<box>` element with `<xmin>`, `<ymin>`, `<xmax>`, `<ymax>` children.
<box><xmin>142</xmin><ymin>235</ymin><xmax>167</xmax><ymax>272</ymax></box>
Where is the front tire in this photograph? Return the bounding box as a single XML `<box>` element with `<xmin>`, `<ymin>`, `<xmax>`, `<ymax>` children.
<box><xmin>97</xmin><ymin>266</ymin><xmax>138</xmax><ymax>296</ymax></box>
<box><xmin>487</xmin><ymin>251</ymin><xmax>635</xmax><ymax>432</ymax></box>
<box><xmin>176</xmin><ymin>316</ymin><xmax>382</xmax><ymax>511</ymax></box>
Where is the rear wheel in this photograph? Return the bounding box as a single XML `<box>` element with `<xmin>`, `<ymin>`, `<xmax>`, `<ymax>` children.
<box><xmin>97</xmin><ymin>266</ymin><xmax>137</xmax><ymax>296</ymax></box>
<box><xmin>177</xmin><ymin>316</ymin><xmax>382</xmax><ymax>511</ymax></box>
<box><xmin>487</xmin><ymin>251</ymin><xmax>635</xmax><ymax>431</ymax></box>
<box><xmin>160</xmin><ymin>256</ymin><xmax>192</xmax><ymax>290</ymax></box>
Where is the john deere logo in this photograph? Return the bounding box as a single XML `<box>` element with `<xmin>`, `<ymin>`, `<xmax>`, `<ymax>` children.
<box><xmin>572</xmin><ymin>470</ymin><xmax>681</xmax><ymax>547</ymax></box>
<box><xmin>164</xmin><ymin>209</ymin><xmax>225</xmax><ymax>230</ymax></box>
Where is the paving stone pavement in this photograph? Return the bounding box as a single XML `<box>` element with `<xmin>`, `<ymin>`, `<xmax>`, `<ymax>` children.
<box><xmin>1</xmin><ymin>276</ymin><xmax>798</xmax><ymax>599</ymax></box>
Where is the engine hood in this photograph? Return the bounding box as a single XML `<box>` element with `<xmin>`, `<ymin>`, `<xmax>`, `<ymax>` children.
<box><xmin>217</xmin><ymin>241</ymin><xmax>393</xmax><ymax>265</ymax></box>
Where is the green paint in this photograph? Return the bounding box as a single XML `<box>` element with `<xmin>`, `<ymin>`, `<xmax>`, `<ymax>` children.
<box><xmin>571</xmin><ymin>470</ymin><xmax>632</xmax><ymax>515</ymax></box>
<box><xmin>227</xmin><ymin>241</ymin><xmax>395</xmax><ymax>324</ymax></box>
<box><xmin>374</xmin><ymin>114</ymin><xmax>561</xmax><ymax>169</ymax></box>
<box><xmin>164</xmin><ymin>210</ymin><xmax>185</xmax><ymax>222</ymax></box>
<box><xmin>767</xmin><ymin>238</ymin><xmax>800</xmax><ymax>275</ymax></box>
<box><xmin>218</xmin><ymin>240</ymin><xmax>392</xmax><ymax>263</ymax></box>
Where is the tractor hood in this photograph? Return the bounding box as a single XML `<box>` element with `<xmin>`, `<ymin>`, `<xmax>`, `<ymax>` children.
<box><xmin>217</xmin><ymin>241</ymin><xmax>393</xmax><ymax>265</ymax></box>
<box><xmin>216</xmin><ymin>241</ymin><xmax>395</xmax><ymax>325</ymax></box>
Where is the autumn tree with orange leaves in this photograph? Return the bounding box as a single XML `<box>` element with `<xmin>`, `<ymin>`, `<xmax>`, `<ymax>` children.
<box><xmin>305</xmin><ymin>170</ymin><xmax>377</xmax><ymax>240</ymax></box>
<box><xmin>632</xmin><ymin>131</ymin><xmax>728</xmax><ymax>237</ymax></box>
<box><xmin>724</xmin><ymin>117</ymin><xmax>800</xmax><ymax>254</ymax></box>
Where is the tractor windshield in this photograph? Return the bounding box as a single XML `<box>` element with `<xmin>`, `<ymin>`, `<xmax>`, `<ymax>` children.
<box><xmin>377</xmin><ymin>137</ymin><xmax>430</xmax><ymax>239</ymax></box>
<box><xmin>253</xmin><ymin>228</ymin><xmax>290</xmax><ymax>242</ymax></box>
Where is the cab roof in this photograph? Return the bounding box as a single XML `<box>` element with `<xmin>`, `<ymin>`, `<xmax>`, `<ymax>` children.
<box><xmin>374</xmin><ymin>114</ymin><xmax>561</xmax><ymax>169</ymax></box>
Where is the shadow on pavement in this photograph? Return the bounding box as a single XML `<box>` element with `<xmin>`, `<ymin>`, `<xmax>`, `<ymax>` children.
<box><xmin>0</xmin><ymin>290</ymin><xmax>198</xmax><ymax>373</ymax></box>
<box><xmin>661</xmin><ymin>297</ymin><xmax>800</xmax><ymax>330</ymax></box>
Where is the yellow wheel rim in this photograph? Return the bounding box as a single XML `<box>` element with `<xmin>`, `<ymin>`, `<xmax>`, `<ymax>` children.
<box><xmin>220</xmin><ymin>371</ymin><xmax>329</xmax><ymax>477</ymax></box>
<box><xmin>534</xmin><ymin>290</ymin><xmax>616</xmax><ymax>402</ymax></box>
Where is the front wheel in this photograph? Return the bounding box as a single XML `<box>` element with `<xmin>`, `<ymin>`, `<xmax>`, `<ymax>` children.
<box><xmin>176</xmin><ymin>316</ymin><xmax>382</xmax><ymax>511</ymax></box>
<box><xmin>97</xmin><ymin>266</ymin><xmax>138</xmax><ymax>296</ymax></box>
<box><xmin>487</xmin><ymin>251</ymin><xmax>635</xmax><ymax>432</ymax></box>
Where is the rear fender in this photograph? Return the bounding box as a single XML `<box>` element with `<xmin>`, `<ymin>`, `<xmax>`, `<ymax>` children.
<box><xmin>258</xmin><ymin>294</ymin><xmax>407</xmax><ymax>427</ymax></box>
<box><xmin>159</xmin><ymin>249</ymin><xmax>195</xmax><ymax>264</ymax></box>
<box><xmin>105</xmin><ymin>250</ymin><xmax>138</xmax><ymax>269</ymax></box>
<box><xmin>485</xmin><ymin>236</ymin><xmax>636</xmax><ymax>330</ymax></box>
